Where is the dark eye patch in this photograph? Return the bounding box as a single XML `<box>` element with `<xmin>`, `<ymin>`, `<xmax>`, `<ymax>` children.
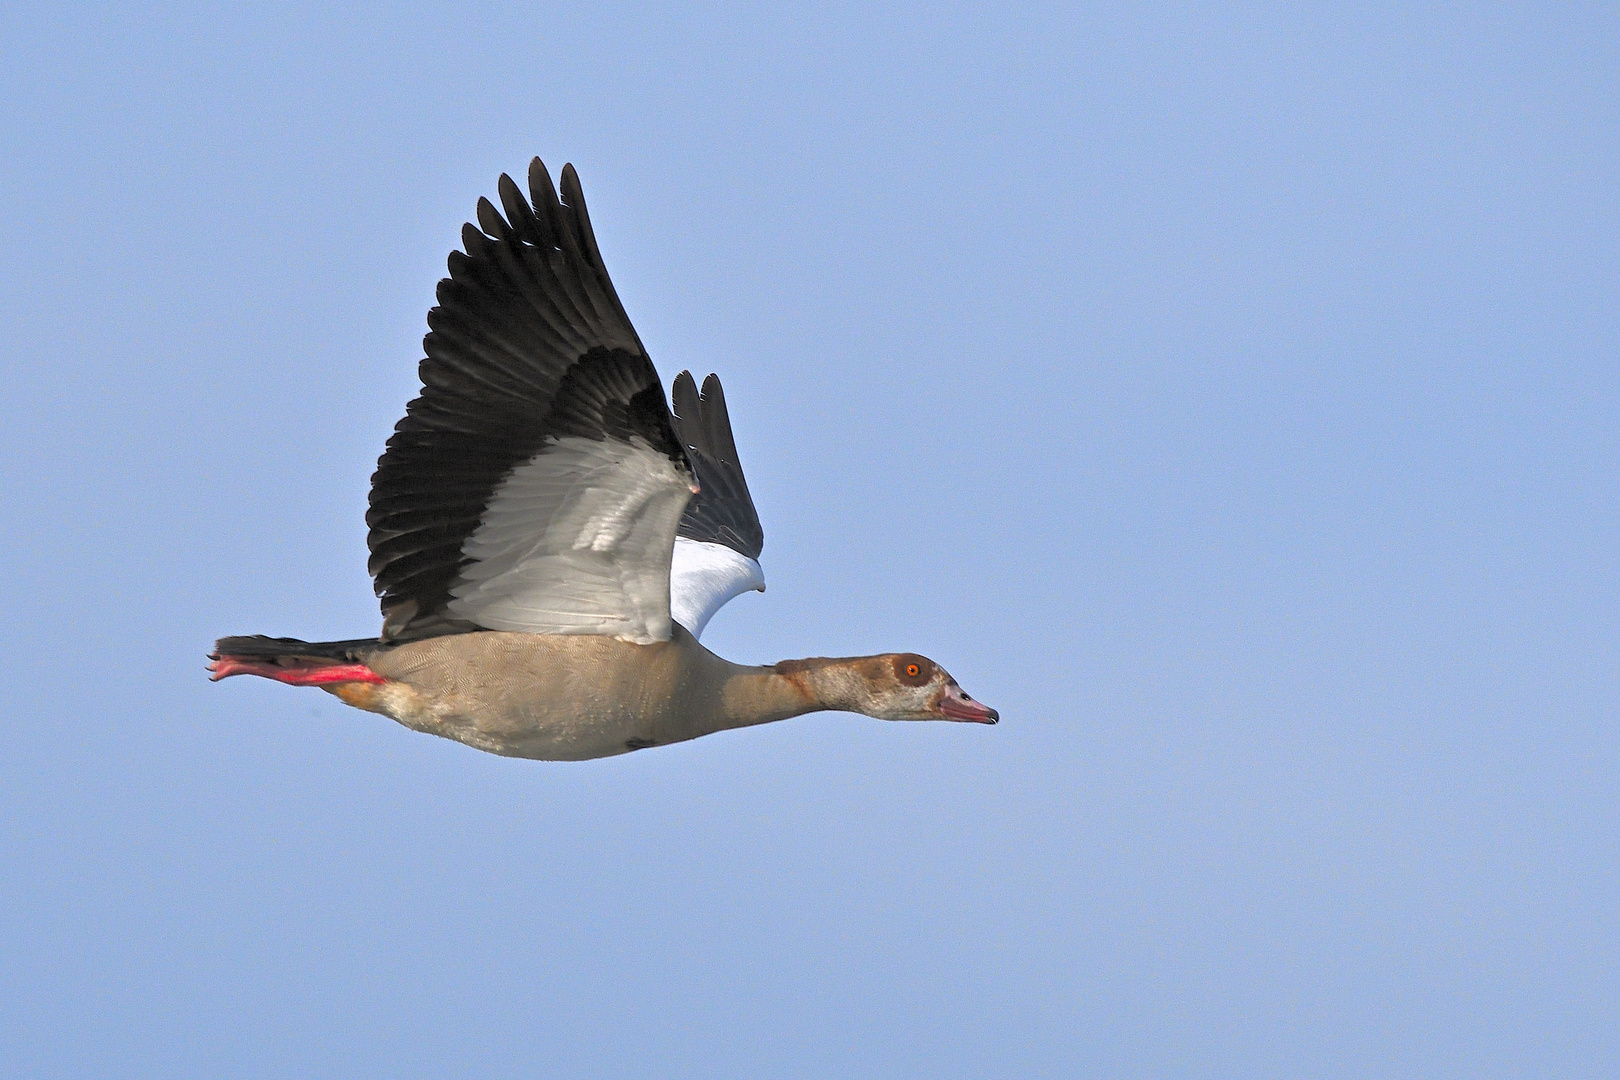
<box><xmin>894</xmin><ymin>654</ymin><xmax>933</xmax><ymax>686</ymax></box>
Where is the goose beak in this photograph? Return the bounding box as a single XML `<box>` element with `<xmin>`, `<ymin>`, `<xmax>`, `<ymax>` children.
<box><xmin>937</xmin><ymin>683</ymin><xmax>999</xmax><ymax>724</ymax></box>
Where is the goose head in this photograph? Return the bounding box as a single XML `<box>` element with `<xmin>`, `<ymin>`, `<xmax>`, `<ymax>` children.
<box><xmin>776</xmin><ymin>653</ymin><xmax>998</xmax><ymax>724</ymax></box>
<box><xmin>868</xmin><ymin>653</ymin><xmax>998</xmax><ymax>724</ymax></box>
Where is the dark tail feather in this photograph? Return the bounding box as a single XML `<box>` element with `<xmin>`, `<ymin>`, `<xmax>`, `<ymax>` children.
<box><xmin>211</xmin><ymin>635</ymin><xmax>380</xmax><ymax>664</ymax></box>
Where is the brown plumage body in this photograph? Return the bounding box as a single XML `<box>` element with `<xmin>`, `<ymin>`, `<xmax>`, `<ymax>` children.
<box><xmin>313</xmin><ymin>628</ymin><xmax>982</xmax><ymax>761</ymax></box>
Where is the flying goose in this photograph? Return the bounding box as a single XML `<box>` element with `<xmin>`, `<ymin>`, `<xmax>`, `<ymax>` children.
<box><xmin>209</xmin><ymin>159</ymin><xmax>997</xmax><ymax>760</ymax></box>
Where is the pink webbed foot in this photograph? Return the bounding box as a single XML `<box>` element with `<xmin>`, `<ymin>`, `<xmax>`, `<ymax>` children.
<box><xmin>207</xmin><ymin>657</ymin><xmax>387</xmax><ymax>685</ymax></box>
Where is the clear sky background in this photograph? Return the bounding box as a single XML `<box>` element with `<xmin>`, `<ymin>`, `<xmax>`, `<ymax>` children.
<box><xmin>2</xmin><ymin>3</ymin><xmax>1615</xmax><ymax>1076</ymax></box>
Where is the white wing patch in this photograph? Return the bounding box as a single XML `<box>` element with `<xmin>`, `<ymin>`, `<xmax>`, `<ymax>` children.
<box><xmin>669</xmin><ymin>537</ymin><xmax>766</xmax><ymax>639</ymax></box>
<box><xmin>447</xmin><ymin>435</ymin><xmax>693</xmax><ymax>643</ymax></box>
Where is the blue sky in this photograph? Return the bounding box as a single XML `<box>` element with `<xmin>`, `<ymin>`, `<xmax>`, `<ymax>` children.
<box><xmin>2</xmin><ymin>3</ymin><xmax>1616</xmax><ymax>1076</ymax></box>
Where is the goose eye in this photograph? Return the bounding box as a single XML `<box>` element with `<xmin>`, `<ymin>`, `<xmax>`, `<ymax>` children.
<box><xmin>894</xmin><ymin>656</ymin><xmax>931</xmax><ymax>685</ymax></box>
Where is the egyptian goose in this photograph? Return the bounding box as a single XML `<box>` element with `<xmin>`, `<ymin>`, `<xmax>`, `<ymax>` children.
<box><xmin>209</xmin><ymin>159</ymin><xmax>997</xmax><ymax>760</ymax></box>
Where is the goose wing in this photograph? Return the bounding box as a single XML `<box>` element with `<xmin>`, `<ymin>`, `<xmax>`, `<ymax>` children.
<box><xmin>366</xmin><ymin>159</ymin><xmax>694</xmax><ymax>643</ymax></box>
<box><xmin>669</xmin><ymin>371</ymin><xmax>766</xmax><ymax>638</ymax></box>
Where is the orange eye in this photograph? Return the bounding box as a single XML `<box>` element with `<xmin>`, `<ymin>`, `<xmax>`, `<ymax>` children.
<box><xmin>905</xmin><ymin>663</ymin><xmax>921</xmax><ymax>677</ymax></box>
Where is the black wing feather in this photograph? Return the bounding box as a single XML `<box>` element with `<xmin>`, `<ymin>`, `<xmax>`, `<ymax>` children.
<box><xmin>672</xmin><ymin>372</ymin><xmax>765</xmax><ymax>560</ymax></box>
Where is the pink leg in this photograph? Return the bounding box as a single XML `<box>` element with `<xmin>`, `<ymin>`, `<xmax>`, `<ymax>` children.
<box><xmin>208</xmin><ymin>657</ymin><xmax>387</xmax><ymax>685</ymax></box>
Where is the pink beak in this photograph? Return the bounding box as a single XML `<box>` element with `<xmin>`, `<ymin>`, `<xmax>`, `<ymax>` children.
<box><xmin>937</xmin><ymin>682</ymin><xmax>999</xmax><ymax>724</ymax></box>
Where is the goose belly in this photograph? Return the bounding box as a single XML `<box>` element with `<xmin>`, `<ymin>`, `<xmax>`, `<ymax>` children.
<box><xmin>358</xmin><ymin>630</ymin><xmax>707</xmax><ymax>761</ymax></box>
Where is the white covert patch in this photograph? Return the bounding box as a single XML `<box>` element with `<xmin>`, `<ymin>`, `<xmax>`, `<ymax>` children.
<box><xmin>447</xmin><ymin>435</ymin><xmax>692</xmax><ymax>643</ymax></box>
<box><xmin>669</xmin><ymin>537</ymin><xmax>766</xmax><ymax>639</ymax></box>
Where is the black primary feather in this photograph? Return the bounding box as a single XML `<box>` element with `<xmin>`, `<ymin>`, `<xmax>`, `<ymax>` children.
<box><xmin>671</xmin><ymin>371</ymin><xmax>764</xmax><ymax>560</ymax></box>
